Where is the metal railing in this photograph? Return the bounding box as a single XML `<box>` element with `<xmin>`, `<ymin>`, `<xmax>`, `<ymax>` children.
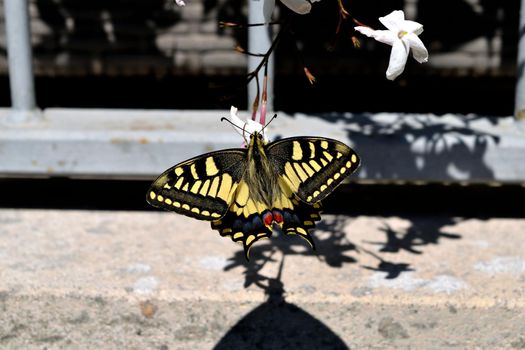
<box><xmin>516</xmin><ymin>0</ymin><xmax>525</xmax><ymax>120</ymax></box>
<box><xmin>248</xmin><ymin>0</ymin><xmax>274</xmax><ymax>113</ymax></box>
<box><xmin>3</xmin><ymin>0</ymin><xmax>39</xmax><ymax>123</ymax></box>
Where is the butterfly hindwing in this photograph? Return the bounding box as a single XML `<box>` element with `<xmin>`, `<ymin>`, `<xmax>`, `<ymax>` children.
<box><xmin>212</xmin><ymin>180</ymin><xmax>273</xmax><ymax>258</ymax></box>
<box><xmin>211</xmin><ymin>179</ymin><xmax>323</xmax><ymax>259</ymax></box>
<box><xmin>147</xmin><ymin>149</ymin><xmax>247</xmax><ymax>220</ymax></box>
<box><xmin>267</xmin><ymin>137</ymin><xmax>360</xmax><ymax>204</ymax></box>
<box><xmin>274</xmin><ymin>179</ymin><xmax>322</xmax><ymax>249</ymax></box>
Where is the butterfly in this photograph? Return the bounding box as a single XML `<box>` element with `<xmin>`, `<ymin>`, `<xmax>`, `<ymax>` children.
<box><xmin>146</xmin><ymin>128</ymin><xmax>360</xmax><ymax>259</ymax></box>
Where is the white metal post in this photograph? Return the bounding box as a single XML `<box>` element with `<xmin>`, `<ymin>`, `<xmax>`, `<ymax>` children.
<box><xmin>4</xmin><ymin>0</ymin><xmax>40</xmax><ymax>123</ymax></box>
<box><xmin>516</xmin><ymin>0</ymin><xmax>525</xmax><ymax>120</ymax></box>
<box><xmin>248</xmin><ymin>0</ymin><xmax>274</xmax><ymax>115</ymax></box>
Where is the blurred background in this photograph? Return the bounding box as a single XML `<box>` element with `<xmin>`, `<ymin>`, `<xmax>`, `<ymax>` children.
<box><xmin>0</xmin><ymin>0</ymin><xmax>519</xmax><ymax>115</ymax></box>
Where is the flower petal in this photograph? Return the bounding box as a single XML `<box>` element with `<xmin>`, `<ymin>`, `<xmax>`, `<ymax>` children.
<box><xmin>228</xmin><ymin>106</ymin><xmax>265</xmax><ymax>141</ymax></box>
<box><xmin>175</xmin><ymin>0</ymin><xmax>186</xmax><ymax>5</ymax></box>
<box><xmin>228</xmin><ymin>106</ymin><xmax>245</xmax><ymax>138</ymax></box>
<box><xmin>379</xmin><ymin>10</ymin><xmax>405</xmax><ymax>32</ymax></box>
<box><xmin>386</xmin><ymin>39</ymin><xmax>409</xmax><ymax>80</ymax></box>
<box><xmin>264</xmin><ymin>0</ymin><xmax>276</xmax><ymax>23</ymax></box>
<box><xmin>280</xmin><ymin>0</ymin><xmax>312</xmax><ymax>15</ymax></box>
<box><xmin>355</xmin><ymin>27</ymin><xmax>397</xmax><ymax>46</ymax></box>
<box><xmin>246</xmin><ymin>119</ymin><xmax>268</xmax><ymax>142</ymax></box>
<box><xmin>401</xmin><ymin>20</ymin><xmax>424</xmax><ymax>35</ymax></box>
<box><xmin>405</xmin><ymin>33</ymin><xmax>428</xmax><ymax>63</ymax></box>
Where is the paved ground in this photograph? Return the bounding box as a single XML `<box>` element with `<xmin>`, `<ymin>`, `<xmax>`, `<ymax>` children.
<box><xmin>0</xmin><ymin>209</ymin><xmax>524</xmax><ymax>349</ymax></box>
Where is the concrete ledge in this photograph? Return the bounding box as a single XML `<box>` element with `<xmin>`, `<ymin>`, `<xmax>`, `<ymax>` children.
<box><xmin>1</xmin><ymin>108</ymin><xmax>525</xmax><ymax>182</ymax></box>
<box><xmin>0</xmin><ymin>209</ymin><xmax>524</xmax><ymax>348</ymax></box>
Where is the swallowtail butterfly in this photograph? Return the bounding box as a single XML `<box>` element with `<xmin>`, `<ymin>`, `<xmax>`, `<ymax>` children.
<box><xmin>147</xmin><ymin>129</ymin><xmax>360</xmax><ymax>259</ymax></box>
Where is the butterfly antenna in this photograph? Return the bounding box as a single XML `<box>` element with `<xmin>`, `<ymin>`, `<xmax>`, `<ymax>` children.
<box><xmin>220</xmin><ymin>117</ymin><xmax>243</xmax><ymax>130</ymax></box>
<box><xmin>221</xmin><ymin>117</ymin><xmax>249</xmax><ymax>145</ymax></box>
<box><xmin>261</xmin><ymin>114</ymin><xmax>277</xmax><ymax>134</ymax></box>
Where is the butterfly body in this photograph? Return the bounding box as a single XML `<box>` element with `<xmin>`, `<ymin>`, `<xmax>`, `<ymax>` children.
<box><xmin>147</xmin><ymin>131</ymin><xmax>360</xmax><ymax>259</ymax></box>
<box><xmin>244</xmin><ymin>133</ymin><xmax>281</xmax><ymax>207</ymax></box>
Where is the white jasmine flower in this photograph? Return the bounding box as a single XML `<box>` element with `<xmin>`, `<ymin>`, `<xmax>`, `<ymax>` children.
<box><xmin>264</xmin><ymin>0</ymin><xmax>321</xmax><ymax>23</ymax></box>
<box><xmin>227</xmin><ymin>106</ymin><xmax>269</xmax><ymax>144</ymax></box>
<box><xmin>355</xmin><ymin>10</ymin><xmax>428</xmax><ymax>81</ymax></box>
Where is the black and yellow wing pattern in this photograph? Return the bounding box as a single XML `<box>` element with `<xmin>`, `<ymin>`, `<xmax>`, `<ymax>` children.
<box><xmin>267</xmin><ymin>137</ymin><xmax>360</xmax><ymax>204</ymax></box>
<box><xmin>147</xmin><ymin>135</ymin><xmax>360</xmax><ymax>259</ymax></box>
<box><xmin>210</xmin><ymin>177</ymin><xmax>323</xmax><ymax>256</ymax></box>
<box><xmin>147</xmin><ymin>149</ymin><xmax>246</xmax><ymax>220</ymax></box>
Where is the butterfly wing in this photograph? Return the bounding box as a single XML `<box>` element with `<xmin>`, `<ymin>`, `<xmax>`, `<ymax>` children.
<box><xmin>266</xmin><ymin>137</ymin><xmax>360</xmax><ymax>204</ymax></box>
<box><xmin>211</xmin><ymin>180</ymin><xmax>274</xmax><ymax>258</ymax></box>
<box><xmin>211</xmin><ymin>177</ymin><xmax>324</xmax><ymax>259</ymax></box>
<box><xmin>273</xmin><ymin>178</ymin><xmax>322</xmax><ymax>249</ymax></box>
<box><xmin>147</xmin><ymin>149</ymin><xmax>247</xmax><ymax>220</ymax></box>
<box><xmin>147</xmin><ymin>136</ymin><xmax>360</xmax><ymax>259</ymax></box>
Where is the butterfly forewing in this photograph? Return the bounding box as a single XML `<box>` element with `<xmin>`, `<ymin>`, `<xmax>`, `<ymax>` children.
<box><xmin>266</xmin><ymin>137</ymin><xmax>360</xmax><ymax>204</ymax></box>
<box><xmin>147</xmin><ymin>149</ymin><xmax>247</xmax><ymax>220</ymax></box>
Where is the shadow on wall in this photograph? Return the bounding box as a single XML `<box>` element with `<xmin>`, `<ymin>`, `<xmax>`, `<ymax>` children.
<box><xmin>215</xmin><ymin>213</ymin><xmax>463</xmax><ymax>348</ymax></box>
<box><xmin>214</xmin><ymin>111</ymin><xmax>485</xmax><ymax>348</ymax></box>
<box><xmin>223</xmin><ymin>216</ymin><xmax>463</xmax><ymax>288</ymax></box>
<box><xmin>213</xmin><ymin>258</ymin><xmax>349</xmax><ymax>350</ymax></box>
<box><xmin>311</xmin><ymin>113</ymin><xmax>500</xmax><ymax>181</ymax></box>
<box><xmin>215</xmin><ymin>219</ymin><xmax>357</xmax><ymax>349</ymax></box>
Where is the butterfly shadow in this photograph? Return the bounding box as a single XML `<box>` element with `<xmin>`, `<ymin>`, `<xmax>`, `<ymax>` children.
<box><xmin>214</xmin><ymin>215</ymin><xmax>368</xmax><ymax>349</ymax></box>
<box><xmin>221</xmin><ymin>212</ymin><xmax>428</xmax><ymax>290</ymax></box>
<box><xmin>222</xmin><ymin>215</ymin><xmax>361</xmax><ymax>290</ymax></box>
<box><xmin>214</xmin><ymin>212</ymin><xmax>464</xmax><ymax>348</ymax></box>
<box><xmin>213</xmin><ymin>216</ymin><xmax>415</xmax><ymax>348</ymax></box>
<box><xmin>213</xmin><ymin>255</ymin><xmax>350</xmax><ymax>350</ymax></box>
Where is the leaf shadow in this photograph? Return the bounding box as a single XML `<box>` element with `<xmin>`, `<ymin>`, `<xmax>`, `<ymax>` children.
<box><xmin>222</xmin><ymin>215</ymin><xmax>360</xmax><ymax>289</ymax></box>
<box><xmin>365</xmin><ymin>217</ymin><xmax>462</xmax><ymax>255</ymax></box>
<box><xmin>216</xmin><ymin>212</ymin><xmax>463</xmax><ymax>349</ymax></box>
<box><xmin>223</xmin><ymin>212</ymin><xmax>463</xmax><ymax>288</ymax></box>
<box><xmin>359</xmin><ymin>216</ymin><xmax>463</xmax><ymax>279</ymax></box>
<box><xmin>310</xmin><ymin>112</ymin><xmax>500</xmax><ymax>181</ymax></box>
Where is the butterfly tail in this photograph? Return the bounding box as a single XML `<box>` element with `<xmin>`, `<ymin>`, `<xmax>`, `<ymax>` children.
<box><xmin>211</xmin><ymin>210</ymin><xmax>273</xmax><ymax>260</ymax></box>
<box><xmin>280</xmin><ymin>200</ymin><xmax>322</xmax><ymax>250</ymax></box>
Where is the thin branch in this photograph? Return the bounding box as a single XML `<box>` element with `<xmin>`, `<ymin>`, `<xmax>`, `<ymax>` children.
<box><xmin>220</xmin><ymin>21</ymin><xmax>281</xmax><ymax>28</ymax></box>
<box><xmin>246</xmin><ymin>19</ymin><xmax>292</xmax><ymax>86</ymax></box>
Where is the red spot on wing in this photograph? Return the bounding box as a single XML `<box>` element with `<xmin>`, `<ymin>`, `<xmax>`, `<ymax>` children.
<box><xmin>263</xmin><ymin>212</ymin><xmax>273</xmax><ymax>226</ymax></box>
<box><xmin>272</xmin><ymin>210</ymin><xmax>283</xmax><ymax>223</ymax></box>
